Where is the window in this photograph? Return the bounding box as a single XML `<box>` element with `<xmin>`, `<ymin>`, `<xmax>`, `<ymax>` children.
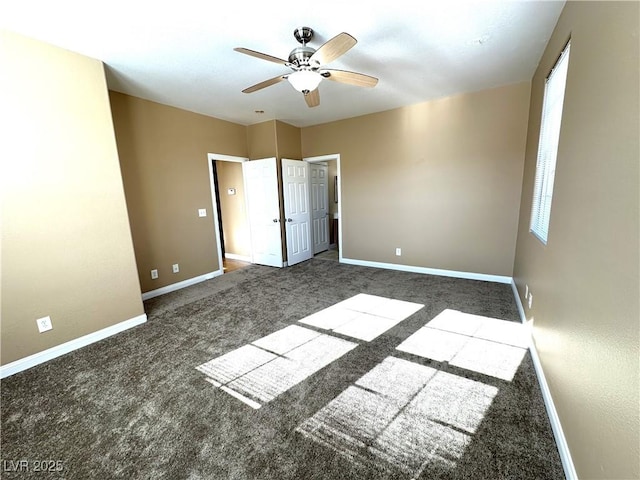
<box><xmin>530</xmin><ymin>41</ymin><xmax>571</xmax><ymax>244</ymax></box>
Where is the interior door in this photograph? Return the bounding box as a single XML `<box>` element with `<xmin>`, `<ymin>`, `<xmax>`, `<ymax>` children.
<box><xmin>309</xmin><ymin>163</ymin><xmax>329</xmax><ymax>254</ymax></box>
<box><xmin>242</xmin><ymin>158</ymin><xmax>283</xmax><ymax>267</ymax></box>
<box><xmin>282</xmin><ymin>159</ymin><xmax>312</xmax><ymax>266</ymax></box>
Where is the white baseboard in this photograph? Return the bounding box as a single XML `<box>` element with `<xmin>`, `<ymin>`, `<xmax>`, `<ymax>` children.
<box><xmin>224</xmin><ymin>253</ymin><xmax>251</xmax><ymax>262</ymax></box>
<box><xmin>511</xmin><ymin>279</ymin><xmax>527</xmax><ymax>323</ymax></box>
<box><xmin>142</xmin><ymin>271</ymin><xmax>222</xmax><ymax>300</ymax></box>
<box><xmin>528</xmin><ymin>338</ymin><xmax>578</xmax><ymax>480</ymax></box>
<box><xmin>340</xmin><ymin>257</ymin><xmax>512</xmax><ymax>284</ymax></box>
<box><xmin>511</xmin><ymin>280</ymin><xmax>578</xmax><ymax>480</ymax></box>
<box><xmin>0</xmin><ymin>314</ymin><xmax>147</xmax><ymax>379</ymax></box>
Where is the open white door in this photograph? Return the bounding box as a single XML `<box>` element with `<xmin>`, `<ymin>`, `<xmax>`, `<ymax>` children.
<box><xmin>242</xmin><ymin>158</ymin><xmax>283</xmax><ymax>267</ymax></box>
<box><xmin>282</xmin><ymin>159</ymin><xmax>312</xmax><ymax>266</ymax></box>
<box><xmin>309</xmin><ymin>163</ymin><xmax>329</xmax><ymax>254</ymax></box>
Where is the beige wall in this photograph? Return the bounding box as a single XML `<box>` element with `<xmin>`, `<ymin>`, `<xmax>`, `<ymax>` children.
<box><xmin>0</xmin><ymin>31</ymin><xmax>144</xmax><ymax>365</ymax></box>
<box><xmin>110</xmin><ymin>92</ymin><xmax>247</xmax><ymax>293</ymax></box>
<box><xmin>302</xmin><ymin>82</ymin><xmax>531</xmax><ymax>276</ymax></box>
<box><xmin>246</xmin><ymin>121</ymin><xmax>277</xmax><ymax>160</ymax></box>
<box><xmin>246</xmin><ymin>120</ymin><xmax>302</xmax><ymax>160</ymax></box>
<box><xmin>216</xmin><ymin>161</ymin><xmax>250</xmax><ymax>258</ymax></box>
<box><xmin>513</xmin><ymin>2</ymin><xmax>639</xmax><ymax>478</ymax></box>
<box><xmin>275</xmin><ymin>120</ymin><xmax>302</xmax><ymax>160</ymax></box>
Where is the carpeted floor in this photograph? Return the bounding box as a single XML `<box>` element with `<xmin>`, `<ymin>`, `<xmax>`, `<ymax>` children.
<box><xmin>314</xmin><ymin>249</ymin><xmax>340</xmax><ymax>262</ymax></box>
<box><xmin>0</xmin><ymin>259</ymin><xmax>565</xmax><ymax>479</ymax></box>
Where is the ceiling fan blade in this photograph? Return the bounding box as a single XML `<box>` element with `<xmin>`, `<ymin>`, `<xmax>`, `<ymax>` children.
<box><xmin>304</xmin><ymin>88</ymin><xmax>320</xmax><ymax>108</ymax></box>
<box><xmin>310</xmin><ymin>33</ymin><xmax>356</xmax><ymax>65</ymax></box>
<box><xmin>242</xmin><ymin>75</ymin><xmax>287</xmax><ymax>93</ymax></box>
<box><xmin>234</xmin><ymin>47</ymin><xmax>290</xmax><ymax>66</ymax></box>
<box><xmin>323</xmin><ymin>69</ymin><xmax>378</xmax><ymax>88</ymax></box>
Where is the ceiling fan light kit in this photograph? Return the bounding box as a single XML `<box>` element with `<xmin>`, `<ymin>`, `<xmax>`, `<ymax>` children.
<box><xmin>288</xmin><ymin>70</ymin><xmax>322</xmax><ymax>93</ymax></box>
<box><xmin>235</xmin><ymin>26</ymin><xmax>378</xmax><ymax>108</ymax></box>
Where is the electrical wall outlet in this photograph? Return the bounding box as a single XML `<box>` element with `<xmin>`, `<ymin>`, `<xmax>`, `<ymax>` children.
<box><xmin>528</xmin><ymin>292</ymin><xmax>533</xmax><ymax>309</ymax></box>
<box><xmin>172</xmin><ymin>263</ymin><xmax>179</xmax><ymax>273</ymax></box>
<box><xmin>36</xmin><ymin>316</ymin><xmax>53</xmax><ymax>333</ymax></box>
<box><xmin>395</xmin><ymin>248</ymin><xmax>402</xmax><ymax>256</ymax></box>
<box><xmin>151</xmin><ymin>269</ymin><xmax>158</xmax><ymax>280</ymax></box>
<box><xmin>198</xmin><ymin>208</ymin><xmax>207</xmax><ymax>217</ymax></box>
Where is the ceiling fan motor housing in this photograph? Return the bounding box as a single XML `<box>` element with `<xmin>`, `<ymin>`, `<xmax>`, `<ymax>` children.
<box><xmin>288</xmin><ymin>46</ymin><xmax>318</xmax><ymax>69</ymax></box>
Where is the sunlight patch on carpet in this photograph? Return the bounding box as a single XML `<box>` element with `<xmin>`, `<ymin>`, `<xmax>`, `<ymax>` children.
<box><xmin>196</xmin><ymin>345</ymin><xmax>276</xmax><ymax>385</ymax></box>
<box><xmin>196</xmin><ymin>325</ymin><xmax>357</xmax><ymax>408</ymax></box>
<box><xmin>396</xmin><ymin>309</ymin><xmax>529</xmax><ymax>381</ymax></box>
<box><xmin>299</xmin><ymin>294</ymin><xmax>424</xmax><ymax>341</ymax></box>
<box><xmin>296</xmin><ymin>356</ymin><xmax>498</xmax><ymax>478</ymax></box>
<box><xmin>252</xmin><ymin>325</ymin><xmax>322</xmax><ymax>355</ymax></box>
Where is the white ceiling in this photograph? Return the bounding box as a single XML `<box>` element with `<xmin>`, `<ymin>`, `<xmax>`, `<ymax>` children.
<box><xmin>1</xmin><ymin>0</ymin><xmax>564</xmax><ymax>128</ymax></box>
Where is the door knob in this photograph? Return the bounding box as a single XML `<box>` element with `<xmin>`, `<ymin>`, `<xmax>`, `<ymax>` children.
<box><xmin>273</xmin><ymin>218</ymin><xmax>279</xmax><ymax>223</ymax></box>
<box><xmin>287</xmin><ymin>218</ymin><xmax>293</xmax><ymax>222</ymax></box>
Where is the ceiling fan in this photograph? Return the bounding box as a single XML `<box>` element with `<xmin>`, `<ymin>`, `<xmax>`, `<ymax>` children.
<box><xmin>235</xmin><ymin>27</ymin><xmax>378</xmax><ymax>108</ymax></box>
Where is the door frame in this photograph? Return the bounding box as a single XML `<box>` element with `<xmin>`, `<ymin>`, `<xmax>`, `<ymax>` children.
<box><xmin>304</xmin><ymin>154</ymin><xmax>342</xmax><ymax>262</ymax></box>
<box><xmin>207</xmin><ymin>153</ymin><xmax>250</xmax><ymax>273</ymax></box>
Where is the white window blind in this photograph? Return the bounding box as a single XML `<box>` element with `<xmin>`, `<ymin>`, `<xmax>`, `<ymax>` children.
<box><xmin>530</xmin><ymin>41</ymin><xmax>571</xmax><ymax>244</ymax></box>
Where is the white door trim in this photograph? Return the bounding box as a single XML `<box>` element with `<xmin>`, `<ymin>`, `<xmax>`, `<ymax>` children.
<box><xmin>207</xmin><ymin>153</ymin><xmax>249</xmax><ymax>272</ymax></box>
<box><xmin>304</xmin><ymin>154</ymin><xmax>342</xmax><ymax>261</ymax></box>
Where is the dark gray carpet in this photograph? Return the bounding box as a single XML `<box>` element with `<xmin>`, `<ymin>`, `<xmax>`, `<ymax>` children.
<box><xmin>0</xmin><ymin>259</ymin><xmax>564</xmax><ymax>479</ymax></box>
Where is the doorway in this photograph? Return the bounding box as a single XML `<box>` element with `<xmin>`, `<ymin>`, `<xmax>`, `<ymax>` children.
<box><xmin>304</xmin><ymin>154</ymin><xmax>342</xmax><ymax>261</ymax></box>
<box><xmin>309</xmin><ymin>162</ymin><xmax>330</xmax><ymax>255</ymax></box>
<box><xmin>207</xmin><ymin>153</ymin><xmax>252</xmax><ymax>274</ymax></box>
<box><xmin>208</xmin><ymin>153</ymin><xmax>342</xmax><ymax>271</ymax></box>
